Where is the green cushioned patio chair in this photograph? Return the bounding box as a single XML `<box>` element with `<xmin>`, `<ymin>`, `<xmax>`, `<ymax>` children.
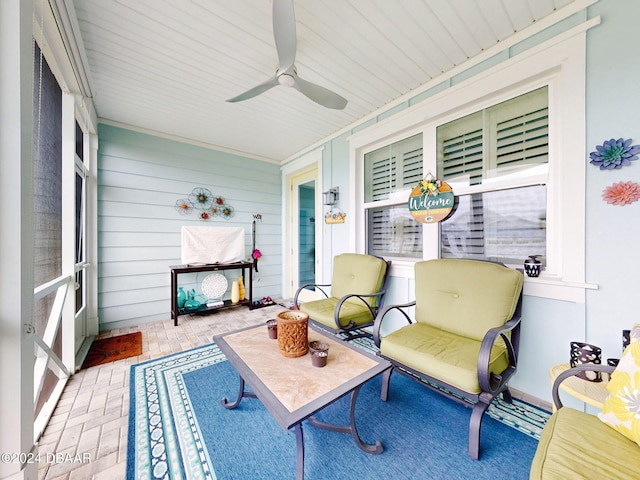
<box><xmin>373</xmin><ymin>258</ymin><xmax>524</xmax><ymax>459</ymax></box>
<box><xmin>293</xmin><ymin>253</ymin><xmax>391</xmax><ymax>340</ymax></box>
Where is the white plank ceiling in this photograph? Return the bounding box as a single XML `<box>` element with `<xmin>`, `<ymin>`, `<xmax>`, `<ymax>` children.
<box><xmin>71</xmin><ymin>0</ymin><xmax>578</xmax><ymax>162</ymax></box>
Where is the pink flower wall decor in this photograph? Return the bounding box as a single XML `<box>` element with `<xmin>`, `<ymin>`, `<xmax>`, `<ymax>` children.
<box><xmin>602</xmin><ymin>181</ymin><xmax>640</xmax><ymax>206</ymax></box>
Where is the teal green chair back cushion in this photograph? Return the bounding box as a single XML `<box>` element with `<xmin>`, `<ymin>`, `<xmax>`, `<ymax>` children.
<box><xmin>414</xmin><ymin>259</ymin><xmax>523</xmax><ymax>342</ymax></box>
<box><xmin>331</xmin><ymin>254</ymin><xmax>388</xmax><ymax>308</ymax></box>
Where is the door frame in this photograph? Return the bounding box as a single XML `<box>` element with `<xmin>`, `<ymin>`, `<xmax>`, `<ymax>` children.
<box><xmin>281</xmin><ymin>148</ymin><xmax>324</xmax><ymax>299</ymax></box>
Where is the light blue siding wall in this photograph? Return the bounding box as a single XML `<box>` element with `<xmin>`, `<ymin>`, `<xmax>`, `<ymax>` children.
<box><xmin>97</xmin><ymin>124</ymin><xmax>282</xmax><ymax>330</ymax></box>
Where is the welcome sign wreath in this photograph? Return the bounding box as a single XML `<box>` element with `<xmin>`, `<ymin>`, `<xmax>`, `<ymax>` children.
<box><xmin>408</xmin><ymin>174</ymin><xmax>455</xmax><ymax>223</ymax></box>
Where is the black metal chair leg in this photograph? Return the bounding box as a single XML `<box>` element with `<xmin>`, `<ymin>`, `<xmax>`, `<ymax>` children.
<box><xmin>381</xmin><ymin>368</ymin><xmax>392</xmax><ymax>401</ymax></box>
<box><xmin>468</xmin><ymin>400</ymin><xmax>491</xmax><ymax>460</ymax></box>
<box><xmin>501</xmin><ymin>387</ymin><xmax>513</xmax><ymax>404</ymax></box>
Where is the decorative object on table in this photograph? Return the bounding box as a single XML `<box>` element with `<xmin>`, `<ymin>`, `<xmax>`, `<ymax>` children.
<box><xmin>174</xmin><ymin>187</ymin><xmax>235</xmax><ymax>221</ymax></box>
<box><xmin>569</xmin><ymin>341</ymin><xmax>603</xmax><ymax>382</ymax></box>
<box><xmin>230</xmin><ymin>280</ymin><xmax>240</xmax><ymax>304</ymax></box>
<box><xmin>602</xmin><ymin>181</ymin><xmax>640</xmax><ymax>206</ymax></box>
<box><xmin>201</xmin><ymin>273</ymin><xmax>228</xmax><ymax>307</ymax></box>
<box><xmin>311</xmin><ymin>350</ymin><xmax>328</xmax><ymax>367</ymax></box>
<box><xmin>623</xmin><ymin>329</ymin><xmax>631</xmax><ymax>350</ymax></box>
<box><xmin>276</xmin><ymin>310</ymin><xmax>309</xmax><ymax>357</ymax></box>
<box><xmin>309</xmin><ymin>340</ymin><xmax>329</xmax><ymax>367</ymax></box>
<box><xmin>237</xmin><ymin>275</ymin><xmax>245</xmax><ymax>301</ymax></box>
<box><xmin>177</xmin><ymin>287</ymin><xmax>187</xmax><ymax>308</ymax></box>
<box><xmin>184</xmin><ymin>289</ymin><xmax>202</xmax><ymax>310</ymax></box>
<box><xmin>605</xmin><ymin>330</ymin><xmax>632</xmax><ymax>369</ymax></box>
<box><xmin>524</xmin><ymin>255</ymin><xmax>543</xmax><ymax>277</ymax></box>
<box><xmin>607</xmin><ymin>358</ymin><xmax>620</xmax><ymax>367</ymax></box>
<box><xmin>589</xmin><ymin>138</ymin><xmax>640</xmax><ymax>170</ymax></box>
<box><xmin>309</xmin><ymin>340</ymin><xmax>329</xmax><ymax>354</ymax></box>
<box><xmin>408</xmin><ymin>173</ymin><xmax>455</xmax><ymax>224</ymax></box>
<box><xmin>266</xmin><ymin>319</ymin><xmax>278</xmax><ymax>339</ymax></box>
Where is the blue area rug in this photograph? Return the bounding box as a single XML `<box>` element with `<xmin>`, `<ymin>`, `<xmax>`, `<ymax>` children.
<box><xmin>127</xmin><ymin>342</ymin><xmax>548</xmax><ymax>480</ymax></box>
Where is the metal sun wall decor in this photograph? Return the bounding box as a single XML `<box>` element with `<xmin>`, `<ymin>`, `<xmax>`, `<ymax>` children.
<box><xmin>175</xmin><ymin>187</ymin><xmax>234</xmax><ymax>221</ymax></box>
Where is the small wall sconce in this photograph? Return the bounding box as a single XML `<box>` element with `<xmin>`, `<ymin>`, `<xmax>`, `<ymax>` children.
<box><xmin>323</xmin><ymin>187</ymin><xmax>339</xmax><ymax>206</ymax></box>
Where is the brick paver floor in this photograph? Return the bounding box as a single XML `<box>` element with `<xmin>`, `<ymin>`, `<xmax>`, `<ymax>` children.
<box><xmin>37</xmin><ymin>304</ymin><xmax>283</xmax><ymax>480</ymax></box>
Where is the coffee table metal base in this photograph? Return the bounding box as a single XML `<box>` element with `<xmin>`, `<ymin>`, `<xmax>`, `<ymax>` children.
<box><xmin>221</xmin><ymin>374</ymin><xmax>383</xmax><ymax>480</ymax></box>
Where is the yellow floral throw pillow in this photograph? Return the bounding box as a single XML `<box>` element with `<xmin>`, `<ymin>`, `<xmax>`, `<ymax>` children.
<box><xmin>598</xmin><ymin>324</ymin><xmax>640</xmax><ymax>446</ymax></box>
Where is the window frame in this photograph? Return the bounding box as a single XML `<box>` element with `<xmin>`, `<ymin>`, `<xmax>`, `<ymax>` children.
<box><xmin>363</xmin><ymin>133</ymin><xmax>424</xmax><ymax>262</ymax></box>
<box><xmin>349</xmin><ymin>30</ymin><xmax>596</xmax><ymax>302</ymax></box>
<box><xmin>430</xmin><ymin>85</ymin><xmax>550</xmax><ymax>266</ymax></box>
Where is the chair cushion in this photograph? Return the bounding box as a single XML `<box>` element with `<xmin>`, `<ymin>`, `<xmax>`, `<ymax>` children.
<box><xmin>414</xmin><ymin>259</ymin><xmax>523</xmax><ymax>342</ymax></box>
<box><xmin>530</xmin><ymin>407</ymin><xmax>640</xmax><ymax>480</ymax></box>
<box><xmin>330</xmin><ymin>253</ymin><xmax>387</xmax><ymax>309</ymax></box>
<box><xmin>598</xmin><ymin>323</ymin><xmax>640</xmax><ymax>446</ymax></box>
<box><xmin>380</xmin><ymin>322</ymin><xmax>509</xmax><ymax>394</ymax></box>
<box><xmin>300</xmin><ymin>297</ymin><xmax>375</xmax><ymax>330</ymax></box>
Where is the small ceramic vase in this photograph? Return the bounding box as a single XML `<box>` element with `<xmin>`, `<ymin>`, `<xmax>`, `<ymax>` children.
<box><xmin>231</xmin><ymin>280</ymin><xmax>240</xmax><ymax>304</ymax></box>
<box><xmin>524</xmin><ymin>255</ymin><xmax>542</xmax><ymax>277</ymax></box>
<box><xmin>238</xmin><ymin>275</ymin><xmax>245</xmax><ymax>301</ymax></box>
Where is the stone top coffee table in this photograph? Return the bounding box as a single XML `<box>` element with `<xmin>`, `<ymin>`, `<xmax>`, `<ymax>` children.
<box><xmin>213</xmin><ymin>323</ymin><xmax>391</xmax><ymax>480</ymax></box>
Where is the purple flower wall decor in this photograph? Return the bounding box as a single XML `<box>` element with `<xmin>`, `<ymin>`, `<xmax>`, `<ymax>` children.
<box><xmin>589</xmin><ymin>138</ymin><xmax>640</xmax><ymax>170</ymax></box>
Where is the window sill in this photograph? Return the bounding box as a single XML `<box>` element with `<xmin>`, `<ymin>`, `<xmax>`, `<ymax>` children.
<box><xmin>523</xmin><ymin>275</ymin><xmax>598</xmax><ymax>303</ymax></box>
<box><xmin>388</xmin><ymin>260</ymin><xmax>418</xmax><ymax>278</ymax></box>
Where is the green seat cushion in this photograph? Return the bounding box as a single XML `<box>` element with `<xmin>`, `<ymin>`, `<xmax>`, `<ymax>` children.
<box><xmin>330</xmin><ymin>253</ymin><xmax>387</xmax><ymax>309</ymax></box>
<box><xmin>300</xmin><ymin>297</ymin><xmax>374</xmax><ymax>330</ymax></box>
<box><xmin>380</xmin><ymin>322</ymin><xmax>509</xmax><ymax>394</ymax></box>
<box><xmin>414</xmin><ymin>259</ymin><xmax>523</xmax><ymax>342</ymax></box>
<box><xmin>299</xmin><ymin>253</ymin><xmax>388</xmax><ymax>331</ymax></box>
<box><xmin>530</xmin><ymin>407</ymin><xmax>640</xmax><ymax>480</ymax></box>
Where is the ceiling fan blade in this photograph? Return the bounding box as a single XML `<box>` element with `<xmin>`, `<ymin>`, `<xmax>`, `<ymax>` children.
<box><xmin>272</xmin><ymin>0</ymin><xmax>297</xmax><ymax>72</ymax></box>
<box><xmin>226</xmin><ymin>76</ymin><xmax>279</xmax><ymax>103</ymax></box>
<box><xmin>294</xmin><ymin>76</ymin><xmax>348</xmax><ymax>110</ymax></box>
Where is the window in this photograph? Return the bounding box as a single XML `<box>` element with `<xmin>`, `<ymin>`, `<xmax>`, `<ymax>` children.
<box><xmin>364</xmin><ymin>134</ymin><xmax>423</xmax><ymax>259</ymax></box>
<box><xmin>437</xmin><ymin>87</ymin><xmax>548</xmax><ymax>265</ymax></box>
<box><xmin>352</xmin><ymin>30</ymin><xmax>590</xmax><ymax>301</ymax></box>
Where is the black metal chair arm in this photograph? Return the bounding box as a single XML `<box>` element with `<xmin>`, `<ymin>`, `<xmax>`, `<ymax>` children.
<box><xmin>293</xmin><ymin>283</ymin><xmax>331</xmax><ymax>308</ymax></box>
<box><xmin>477</xmin><ymin>316</ymin><xmax>522</xmax><ymax>394</ymax></box>
<box><xmin>551</xmin><ymin>363</ymin><xmax>615</xmax><ymax>410</ymax></box>
<box><xmin>372</xmin><ymin>300</ymin><xmax>417</xmax><ymax>348</ymax></box>
<box><xmin>334</xmin><ymin>291</ymin><xmax>386</xmax><ymax>330</ymax></box>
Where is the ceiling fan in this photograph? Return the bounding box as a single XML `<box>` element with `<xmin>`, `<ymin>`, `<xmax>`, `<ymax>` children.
<box><xmin>226</xmin><ymin>0</ymin><xmax>348</xmax><ymax>110</ymax></box>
